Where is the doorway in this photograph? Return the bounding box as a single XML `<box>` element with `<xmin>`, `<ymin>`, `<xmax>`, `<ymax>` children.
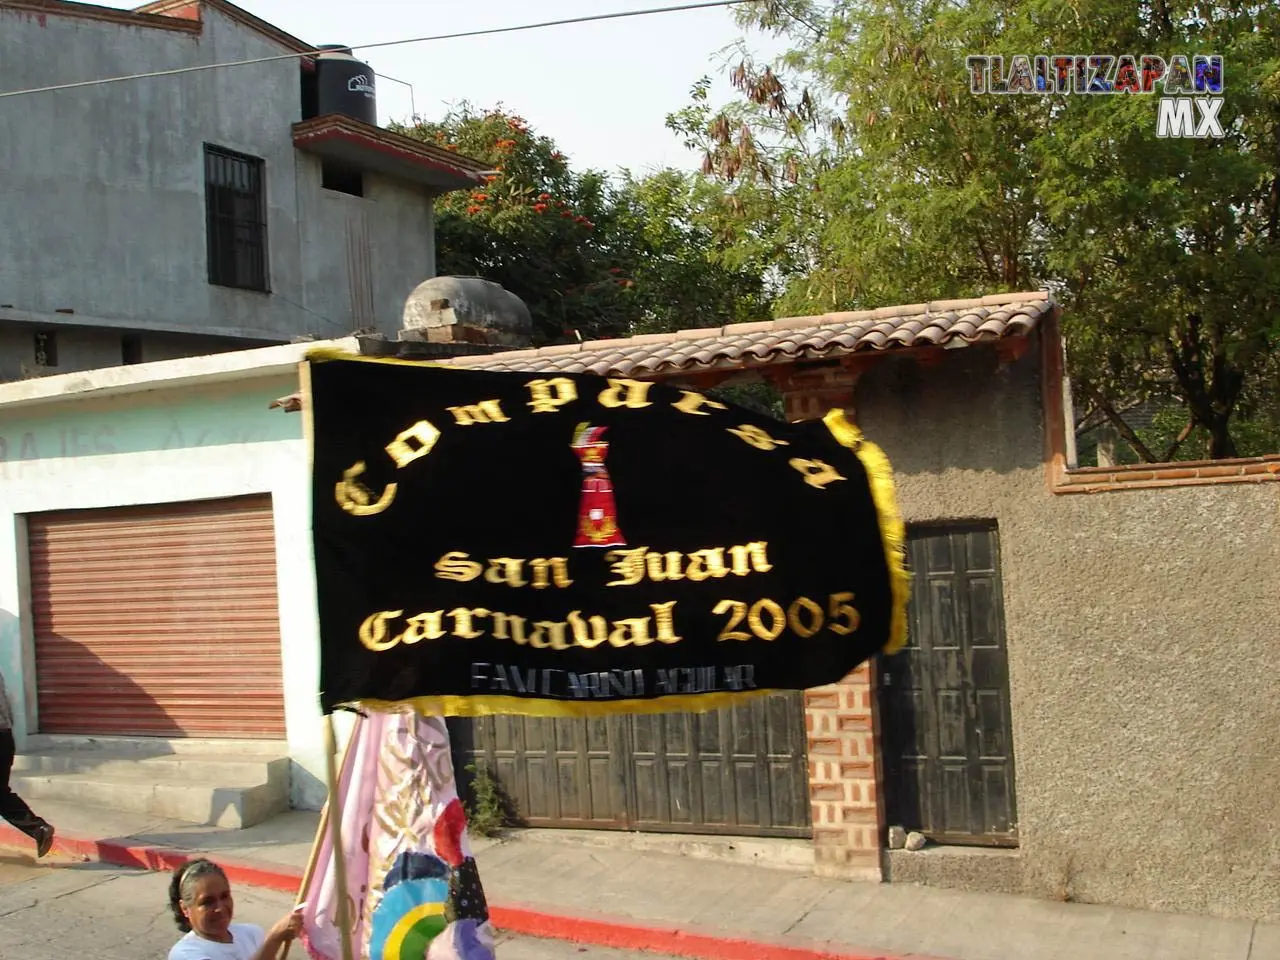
<box><xmin>878</xmin><ymin>523</ymin><xmax>1018</xmax><ymax>845</ymax></box>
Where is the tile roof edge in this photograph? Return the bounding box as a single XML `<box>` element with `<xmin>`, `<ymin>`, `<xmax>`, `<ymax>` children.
<box><xmin>556</xmin><ymin>294</ymin><xmax>1054</xmax><ymax>354</ymax></box>
<box><xmin>441</xmin><ymin>295</ymin><xmax>1055</xmax><ymax>367</ymax></box>
<box><xmin>290</xmin><ymin>115</ymin><xmax>493</xmax><ymax>174</ymax></box>
<box><xmin>381</xmin><ymin>296</ymin><xmax>1059</xmax><ymax>376</ymax></box>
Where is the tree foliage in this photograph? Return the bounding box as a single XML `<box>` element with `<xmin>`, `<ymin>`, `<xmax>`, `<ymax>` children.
<box><xmin>393</xmin><ymin>106</ymin><xmax>770</xmax><ymax>346</ymax></box>
<box><xmin>676</xmin><ymin>0</ymin><xmax>1280</xmax><ymax>460</ymax></box>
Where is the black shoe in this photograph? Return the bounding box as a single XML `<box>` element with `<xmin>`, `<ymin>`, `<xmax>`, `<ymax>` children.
<box><xmin>35</xmin><ymin>824</ymin><xmax>54</xmax><ymax>859</ymax></box>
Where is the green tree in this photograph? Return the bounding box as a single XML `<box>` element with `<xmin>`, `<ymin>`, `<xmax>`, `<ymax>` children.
<box><xmin>394</xmin><ymin>105</ymin><xmax>769</xmax><ymax>345</ymax></box>
<box><xmin>608</xmin><ymin>166</ymin><xmax>772</xmax><ymax>333</ymax></box>
<box><xmin>678</xmin><ymin>0</ymin><xmax>1280</xmax><ymax>459</ymax></box>
<box><xmin>394</xmin><ymin>106</ymin><xmax>622</xmax><ymax>344</ymax></box>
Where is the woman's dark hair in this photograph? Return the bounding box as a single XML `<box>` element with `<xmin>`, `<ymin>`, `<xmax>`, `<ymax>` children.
<box><xmin>168</xmin><ymin>858</ymin><xmax>228</xmax><ymax>933</ymax></box>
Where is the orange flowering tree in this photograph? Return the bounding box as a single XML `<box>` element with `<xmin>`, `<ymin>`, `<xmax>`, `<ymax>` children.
<box><xmin>394</xmin><ymin>105</ymin><xmax>769</xmax><ymax>345</ymax></box>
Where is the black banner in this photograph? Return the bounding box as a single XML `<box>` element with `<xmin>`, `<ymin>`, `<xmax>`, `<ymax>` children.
<box><xmin>308</xmin><ymin>352</ymin><xmax>908</xmax><ymax>717</ymax></box>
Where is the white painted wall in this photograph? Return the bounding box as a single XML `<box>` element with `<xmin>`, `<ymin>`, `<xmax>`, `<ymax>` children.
<box><xmin>0</xmin><ymin>345</ymin><xmax>358</xmax><ymax>809</ymax></box>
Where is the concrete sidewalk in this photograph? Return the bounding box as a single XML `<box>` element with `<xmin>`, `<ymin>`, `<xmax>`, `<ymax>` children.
<box><xmin>3</xmin><ymin>799</ymin><xmax>1278</xmax><ymax>960</ymax></box>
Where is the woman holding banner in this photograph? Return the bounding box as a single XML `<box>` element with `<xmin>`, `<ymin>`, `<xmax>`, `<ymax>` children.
<box><xmin>167</xmin><ymin>858</ymin><xmax>303</xmax><ymax>960</ymax></box>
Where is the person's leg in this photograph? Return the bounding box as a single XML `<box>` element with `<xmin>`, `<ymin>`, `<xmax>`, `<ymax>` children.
<box><xmin>0</xmin><ymin>728</ymin><xmax>53</xmax><ymax>854</ymax></box>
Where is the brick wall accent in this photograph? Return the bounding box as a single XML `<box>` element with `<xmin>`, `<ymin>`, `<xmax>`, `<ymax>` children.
<box><xmin>1056</xmin><ymin>455</ymin><xmax>1280</xmax><ymax>493</ymax></box>
<box><xmin>767</xmin><ymin>362</ymin><xmax>862</xmax><ymax>423</ymax></box>
<box><xmin>779</xmin><ymin>371</ymin><xmax>886</xmax><ymax>881</ymax></box>
<box><xmin>805</xmin><ymin>664</ymin><xmax>883</xmax><ymax>881</ymax></box>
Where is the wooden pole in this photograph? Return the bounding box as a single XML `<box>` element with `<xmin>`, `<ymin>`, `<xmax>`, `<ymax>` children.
<box><xmin>278</xmin><ymin>712</ymin><xmax>361</xmax><ymax>960</ymax></box>
<box><xmin>276</xmin><ymin>799</ymin><xmax>328</xmax><ymax>960</ymax></box>
<box><xmin>282</xmin><ymin>364</ymin><xmax>353</xmax><ymax>960</ymax></box>
<box><xmin>323</xmin><ymin>713</ymin><xmax>357</xmax><ymax>960</ymax></box>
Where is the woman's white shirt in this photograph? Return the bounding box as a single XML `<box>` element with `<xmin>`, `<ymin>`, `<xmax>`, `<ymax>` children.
<box><xmin>168</xmin><ymin>923</ymin><xmax>266</xmax><ymax>960</ymax></box>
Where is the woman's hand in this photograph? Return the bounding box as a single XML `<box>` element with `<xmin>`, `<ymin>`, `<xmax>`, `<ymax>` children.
<box><xmin>251</xmin><ymin>908</ymin><xmax>305</xmax><ymax>960</ymax></box>
<box><xmin>266</xmin><ymin>908</ymin><xmax>303</xmax><ymax>944</ymax></box>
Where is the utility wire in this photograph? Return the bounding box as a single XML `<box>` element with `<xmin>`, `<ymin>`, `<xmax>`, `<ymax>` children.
<box><xmin>0</xmin><ymin>0</ymin><xmax>753</xmax><ymax>99</ymax></box>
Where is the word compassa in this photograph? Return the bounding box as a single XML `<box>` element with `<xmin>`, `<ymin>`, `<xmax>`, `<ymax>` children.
<box><xmin>334</xmin><ymin>377</ymin><xmax>848</xmax><ymax>518</ymax></box>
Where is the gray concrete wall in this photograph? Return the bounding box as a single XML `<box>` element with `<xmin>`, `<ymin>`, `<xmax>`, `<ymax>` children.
<box><xmin>856</xmin><ymin>341</ymin><xmax>1280</xmax><ymax>922</ymax></box>
<box><xmin>294</xmin><ymin>156</ymin><xmax>435</xmax><ymax>338</ymax></box>
<box><xmin>0</xmin><ymin>321</ymin><xmax>254</xmax><ymax>382</ymax></box>
<box><xmin>0</xmin><ymin>5</ymin><xmax>435</xmax><ymax>354</ymax></box>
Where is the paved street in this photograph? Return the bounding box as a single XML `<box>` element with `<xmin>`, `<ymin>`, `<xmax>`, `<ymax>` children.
<box><xmin>0</xmin><ymin>855</ymin><xmax>672</xmax><ymax>959</ymax></box>
<box><xmin>0</xmin><ymin>846</ymin><xmax>85</xmax><ymax>887</ymax></box>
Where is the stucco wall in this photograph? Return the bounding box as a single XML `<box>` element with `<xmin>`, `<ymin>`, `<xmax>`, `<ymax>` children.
<box><xmin>0</xmin><ymin>6</ymin><xmax>435</xmax><ymax>348</ymax></box>
<box><xmin>0</xmin><ymin>371</ymin><xmax>344</xmax><ymax>809</ymax></box>
<box><xmin>856</xmin><ymin>341</ymin><xmax>1280</xmax><ymax>921</ymax></box>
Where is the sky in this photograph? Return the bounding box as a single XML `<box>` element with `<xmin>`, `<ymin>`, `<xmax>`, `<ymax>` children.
<box><xmin>100</xmin><ymin>0</ymin><xmax>791</xmax><ymax>175</ymax></box>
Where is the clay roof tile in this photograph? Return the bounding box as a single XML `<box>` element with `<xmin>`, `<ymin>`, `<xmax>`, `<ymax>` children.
<box><xmin>433</xmin><ymin>293</ymin><xmax>1056</xmax><ymax>378</ymax></box>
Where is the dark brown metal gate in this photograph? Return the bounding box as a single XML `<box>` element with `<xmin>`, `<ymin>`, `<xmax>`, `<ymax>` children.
<box><xmin>878</xmin><ymin>523</ymin><xmax>1018</xmax><ymax>846</ymax></box>
<box><xmin>452</xmin><ymin>692</ymin><xmax>811</xmax><ymax>838</ymax></box>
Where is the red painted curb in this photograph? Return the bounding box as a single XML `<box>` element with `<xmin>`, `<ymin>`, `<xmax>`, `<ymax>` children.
<box><xmin>0</xmin><ymin>823</ymin><xmax>916</xmax><ymax>960</ymax></box>
<box><xmin>0</xmin><ymin>825</ymin><xmax>300</xmax><ymax>895</ymax></box>
<box><xmin>490</xmin><ymin>904</ymin><xmax>907</xmax><ymax>960</ymax></box>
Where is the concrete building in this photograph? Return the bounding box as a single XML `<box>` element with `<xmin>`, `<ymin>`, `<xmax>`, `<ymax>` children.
<box><xmin>0</xmin><ymin>0</ymin><xmax>490</xmax><ymax>381</ymax></box>
<box><xmin>0</xmin><ymin>290</ymin><xmax>1277</xmax><ymax>921</ymax></box>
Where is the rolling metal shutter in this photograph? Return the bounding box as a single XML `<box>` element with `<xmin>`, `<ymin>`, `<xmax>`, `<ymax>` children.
<box><xmin>29</xmin><ymin>496</ymin><xmax>287</xmax><ymax>739</ymax></box>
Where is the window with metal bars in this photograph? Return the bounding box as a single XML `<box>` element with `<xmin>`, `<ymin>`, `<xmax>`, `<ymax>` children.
<box><xmin>34</xmin><ymin>331</ymin><xmax>58</xmax><ymax>367</ymax></box>
<box><xmin>203</xmin><ymin>144</ymin><xmax>269</xmax><ymax>292</ymax></box>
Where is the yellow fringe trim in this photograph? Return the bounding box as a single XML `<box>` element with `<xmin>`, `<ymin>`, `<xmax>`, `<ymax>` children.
<box><xmin>822</xmin><ymin>408</ymin><xmax>911</xmax><ymax>655</ymax></box>
<box><xmin>339</xmin><ymin>689</ymin><xmax>780</xmax><ymax>719</ymax></box>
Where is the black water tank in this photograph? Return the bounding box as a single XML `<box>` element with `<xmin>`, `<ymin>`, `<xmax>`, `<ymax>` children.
<box><xmin>315</xmin><ymin>45</ymin><xmax>377</xmax><ymax>124</ymax></box>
